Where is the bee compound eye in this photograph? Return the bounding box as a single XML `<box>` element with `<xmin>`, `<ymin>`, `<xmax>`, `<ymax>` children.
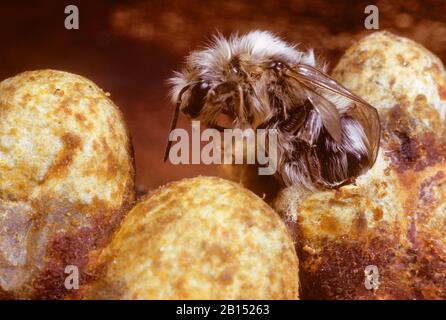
<box><xmin>182</xmin><ymin>81</ymin><xmax>210</xmax><ymax>118</ymax></box>
<box><xmin>270</xmin><ymin>61</ymin><xmax>284</xmax><ymax>71</ymax></box>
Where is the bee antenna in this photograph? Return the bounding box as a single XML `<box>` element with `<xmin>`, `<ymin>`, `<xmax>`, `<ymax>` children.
<box><xmin>163</xmin><ymin>86</ymin><xmax>189</xmax><ymax>162</ymax></box>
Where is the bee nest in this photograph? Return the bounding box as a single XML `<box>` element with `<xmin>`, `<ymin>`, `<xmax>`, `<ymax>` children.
<box><xmin>274</xmin><ymin>31</ymin><xmax>446</xmax><ymax>299</ymax></box>
<box><xmin>84</xmin><ymin>176</ymin><xmax>299</xmax><ymax>300</ymax></box>
<box><xmin>0</xmin><ymin>70</ymin><xmax>135</xmax><ymax>299</ymax></box>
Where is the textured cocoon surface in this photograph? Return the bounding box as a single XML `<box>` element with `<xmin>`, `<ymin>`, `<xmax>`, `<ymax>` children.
<box><xmin>0</xmin><ymin>70</ymin><xmax>135</xmax><ymax>299</ymax></box>
<box><xmin>86</xmin><ymin>176</ymin><xmax>299</xmax><ymax>300</ymax></box>
<box><xmin>274</xmin><ymin>31</ymin><xmax>446</xmax><ymax>299</ymax></box>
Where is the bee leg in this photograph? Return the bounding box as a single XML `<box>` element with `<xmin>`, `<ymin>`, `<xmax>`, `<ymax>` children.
<box><xmin>279</xmin><ymin>105</ymin><xmax>309</xmax><ymax>134</ymax></box>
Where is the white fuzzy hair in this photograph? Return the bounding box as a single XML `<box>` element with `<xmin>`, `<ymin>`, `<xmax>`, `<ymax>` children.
<box><xmin>169</xmin><ymin>30</ymin><xmax>318</xmax><ymax>102</ymax></box>
<box><xmin>191</xmin><ymin>30</ymin><xmax>316</xmax><ymax>70</ymax></box>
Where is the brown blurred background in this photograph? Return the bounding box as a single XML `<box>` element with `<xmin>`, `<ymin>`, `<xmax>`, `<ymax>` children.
<box><xmin>1</xmin><ymin>0</ymin><xmax>446</xmax><ymax>192</ymax></box>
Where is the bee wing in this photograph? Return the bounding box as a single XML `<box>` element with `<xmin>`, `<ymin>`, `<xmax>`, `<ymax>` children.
<box><xmin>294</xmin><ymin>64</ymin><xmax>368</xmax><ymax>103</ymax></box>
<box><xmin>287</xmin><ymin>64</ymin><xmax>380</xmax><ymax>161</ymax></box>
<box><xmin>305</xmin><ymin>92</ymin><xmax>342</xmax><ymax>143</ymax></box>
<box><xmin>285</xmin><ymin>68</ymin><xmax>342</xmax><ymax>143</ymax></box>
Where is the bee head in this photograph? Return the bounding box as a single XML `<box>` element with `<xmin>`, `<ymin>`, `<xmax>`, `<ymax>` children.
<box><xmin>169</xmin><ymin>30</ymin><xmax>316</xmax><ymax>127</ymax></box>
